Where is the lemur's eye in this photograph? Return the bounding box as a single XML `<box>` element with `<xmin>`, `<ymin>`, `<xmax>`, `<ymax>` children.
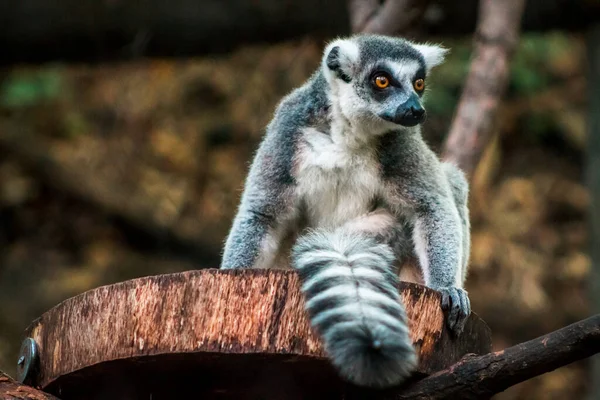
<box><xmin>413</xmin><ymin>78</ymin><xmax>425</xmax><ymax>92</ymax></box>
<box><xmin>373</xmin><ymin>74</ymin><xmax>390</xmax><ymax>89</ymax></box>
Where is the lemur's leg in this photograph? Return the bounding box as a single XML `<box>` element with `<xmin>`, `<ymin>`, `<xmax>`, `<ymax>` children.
<box><xmin>338</xmin><ymin>208</ymin><xmax>396</xmax><ymax>242</ymax></box>
<box><xmin>339</xmin><ymin>208</ymin><xmax>413</xmax><ymax>273</ymax></box>
<box><xmin>442</xmin><ymin>162</ymin><xmax>471</xmax><ymax>283</ymax></box>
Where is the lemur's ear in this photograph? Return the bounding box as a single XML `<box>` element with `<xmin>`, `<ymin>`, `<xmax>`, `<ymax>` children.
<box><xmin>412</xmin><ymin>43</ymin><xmax>448</xmax><ymax>72</ymax></box>
<box><xmin>323</xmin><ymin>39</ymin><xmax>359</xmax><ymax>84</ymax></box>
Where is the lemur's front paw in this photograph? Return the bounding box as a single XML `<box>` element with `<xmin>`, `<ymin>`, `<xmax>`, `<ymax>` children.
<box><xmin>437</xmin><ymin>287</ymin><xmax>471</xmax><ymax>335</ymax></box>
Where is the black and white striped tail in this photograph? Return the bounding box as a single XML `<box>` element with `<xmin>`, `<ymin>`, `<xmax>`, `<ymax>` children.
<box><xmin>291</xmin><ymin>229</ymin><xmax>417</xmax><ymax>388</ymax></box>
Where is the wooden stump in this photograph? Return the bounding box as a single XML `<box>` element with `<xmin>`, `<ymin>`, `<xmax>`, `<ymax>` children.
<box><xmin>22</xmin><ymin>269</ymin><xmax>491</xmax><ymax>399</ymax></box>
<box><xmin>0</xmin><ymin>371</ymin><xmax>59</xmax><ymax>399</ymax></box>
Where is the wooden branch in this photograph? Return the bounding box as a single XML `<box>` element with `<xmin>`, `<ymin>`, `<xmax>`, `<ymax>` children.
<box><xmin>348</xmin><ymin>0</ymin><xmax>431</xmax><ymax>35</ymax></box>
<box><xmin>0</xmin><ymin>372</ymin><xmax>60</xmax><ymax>400</ymax></box>
<box><xmin>0</xmin><ymin>0</ymin><xmax>598</xmax><ymax>65</ymax></box>
<box><xmin>441</xmin><ymin>0</ymin><xmax>526</xmax><ymax>177</ymax></box>
<box><xmin>23</xmin><ymin>269</ymin><xmax>491</xmax><ymax>398</ymax></box>
<box><xmin>395</xmin><ymin>314</ymin><xmax>600</xmax><ymax>399</ymax></box>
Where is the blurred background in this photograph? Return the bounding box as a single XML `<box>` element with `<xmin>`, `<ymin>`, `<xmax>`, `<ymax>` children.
<box><xmin>0</xmin><ymin>1</ymin><xmax>599</xmax><ymax>399</ymax></box>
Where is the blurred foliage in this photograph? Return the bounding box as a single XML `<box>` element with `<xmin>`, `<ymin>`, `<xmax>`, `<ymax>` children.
<box><xmin>1</xmin><ymin>69</ymin><xmax>64</xmax><ymax>108</ymax></box>
<box><xmin>0</xmin><ymin>32</ymin><xmax>592</xmax><ymax>399</ymax></box>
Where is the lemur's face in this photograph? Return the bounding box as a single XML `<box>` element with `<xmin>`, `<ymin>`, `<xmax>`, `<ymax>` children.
<box><xmin>323</xmin><ymin>35</ymin><xmax>447</xmax><ymax>131</ymax></box>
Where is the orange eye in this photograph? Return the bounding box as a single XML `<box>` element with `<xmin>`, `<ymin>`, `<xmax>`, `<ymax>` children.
<box><xmin>374</xmin><ymin>75</ymin><xmax>390</xmax><ymax>89</ymax></box>
<box><xmin>414</xmin><ymin>78</ymin><xmax>425</xmax><ymax>92</ymax></box>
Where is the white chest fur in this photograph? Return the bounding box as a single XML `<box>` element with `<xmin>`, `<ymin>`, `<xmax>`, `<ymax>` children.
<box><xmin>295</xmin><ymin>128</ymin><xmax>382</xmax><ymax>228</ymax></box>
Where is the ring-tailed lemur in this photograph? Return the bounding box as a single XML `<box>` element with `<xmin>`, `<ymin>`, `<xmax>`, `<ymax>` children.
<box><xmin>221</xmin><ymin>34</ymin><xmax>471</xmax><ymax>388</ymax></box>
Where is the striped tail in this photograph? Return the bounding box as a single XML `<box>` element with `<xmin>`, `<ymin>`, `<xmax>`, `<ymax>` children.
<box><xmin>291</xmin><ymin>229</ymin><xmax>417</xmax><ymax>388</ymax></box>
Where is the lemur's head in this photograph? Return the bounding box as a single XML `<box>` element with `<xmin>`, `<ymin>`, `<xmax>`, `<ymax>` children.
<box><xmin>322</xmin><ymin>34</ymin><xmax>447</xmax><ymax>131</ymax></box>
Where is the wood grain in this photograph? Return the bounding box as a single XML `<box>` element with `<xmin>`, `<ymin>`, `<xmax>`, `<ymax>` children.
<box><xmin>25</xmin><ymin>269</ymin><xmax>491</xmax><ymax>399</ymax></box>
<box><xmin>0</xmin><ymin>371</ymin><xmax>59</xmax><ymax>400</ymax></box>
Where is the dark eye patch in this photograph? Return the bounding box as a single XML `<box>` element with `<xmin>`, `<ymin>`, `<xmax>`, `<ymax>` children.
<box><xmin>413</xmin><ymin>65</ymin><xmax>427</xmax><ymax>81</ymax></box>
<box><xmin>412</xmin><ymin>66</ymin><xmax>427</xmax><ymax>97</ymax></box>
<box><xmin>368</xmin><ymin>64</ymin><xmax>402</xmax><ymax>89</ymax></box>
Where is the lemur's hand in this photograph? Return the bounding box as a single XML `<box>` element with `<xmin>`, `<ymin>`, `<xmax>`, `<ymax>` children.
<box><xmin>436</xmin><ymin>287</ymin><xmax>471</xmax><ymax>335</ymax></box>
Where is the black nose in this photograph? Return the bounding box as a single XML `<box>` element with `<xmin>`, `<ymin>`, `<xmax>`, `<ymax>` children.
<box><xmin>394</xmin><ymin>95</ymin><xmax>426</xmax><ymax>127</ymax></box>
<box><xmin>410</xmin><ymin>105</ymin><xmax>425</xmax><ymax>119</ymax></box>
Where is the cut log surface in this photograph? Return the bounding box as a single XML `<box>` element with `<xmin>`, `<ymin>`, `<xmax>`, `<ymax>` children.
<box><xmin>25</xmin><ymin>269</ymin><xmax>490</xmax><ymax>399</ymax></box>
<box><xmin>0</xmin><ymin>371</ymin><xmax>59</xmax><ymax>400</ymax></box>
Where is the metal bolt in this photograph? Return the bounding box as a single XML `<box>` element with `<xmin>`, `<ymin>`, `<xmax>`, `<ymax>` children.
<box><xmin>16</xmin><ymin>338</ymin><xmax>39</xmax><ymax>385</ymax></box>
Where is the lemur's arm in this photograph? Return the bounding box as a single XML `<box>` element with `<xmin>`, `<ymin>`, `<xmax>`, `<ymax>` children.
<box><xmin>411</xmin><ymin>177</ymin><xmax>470</xmax><ymax>333</ymax></box>
<box><xmin>220</xmin><ymin>198</ymin><xmax>289</xmax><ymax>270</ymax></box>
<box><xmin>220</xmin><ymin>118</ymin><xmax>297</xmax><ymax>270</ymax></box>
<box><xmin>382</xmin><ymin>134</ymin><xmax>471</xmax><ymax>333</ymax></box>
<box><xmin>442</xmin><ymin>162</ymin><xmax>471</xmax><ymax>283</ymax></box>
<box><xmin>411</xmin><ymin>191</ymin><xmax>464</xmax><ymax>284</ymax></box>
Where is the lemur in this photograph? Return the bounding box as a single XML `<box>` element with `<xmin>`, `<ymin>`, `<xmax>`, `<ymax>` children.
<box><xmin>221</xmin><ymin>34</ymin><xmax>471</xmax><ymax>389</ymax></box>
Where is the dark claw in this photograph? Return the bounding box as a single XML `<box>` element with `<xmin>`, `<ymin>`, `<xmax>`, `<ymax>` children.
<box><xmin>436</xmin><ymin>287</ymin><xmax>471</xmax><ymax>336</ymax></box>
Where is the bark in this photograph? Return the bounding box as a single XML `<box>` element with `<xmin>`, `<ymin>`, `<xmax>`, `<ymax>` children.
<box><xmin>395</xmin><ymin>314</ymin><xmax>600</xmax><ymax>399</ymax></box>
<box><xmin>24</xmin><ymin>269</ymin><xmax>491</xmax><ymax>399</ymax></box>
<box><xmin>0</xmin><ymin>372</ymin><xmax>60</xmax><ymax>400</ymax></box>
<box><xmin>441</xmin><ymin>0</ymin><xmax>526</xmax><ymax>177</ymax></box>
<box><xmin>0</xmin><ymin>0</ymin><xmax>598</xmax><ymax>65</ymax></box>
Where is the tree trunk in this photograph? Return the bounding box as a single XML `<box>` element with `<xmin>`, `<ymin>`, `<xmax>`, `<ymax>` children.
<box><xmin>441</xmin><ymin>0</ymin><xmax>526</xmax><ymax>177</ymax></box>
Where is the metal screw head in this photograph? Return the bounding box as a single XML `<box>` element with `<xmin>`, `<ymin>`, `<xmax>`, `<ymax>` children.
<box><xmin>16</xmin><ymin>338</ymin><xmax>39</xmax><ymax>385</ymax></box>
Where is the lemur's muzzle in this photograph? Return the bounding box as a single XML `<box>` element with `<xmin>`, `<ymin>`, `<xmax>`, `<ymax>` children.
<box><xmin>383</xmin><ymin>94</ymin><xmax>425</xmax><ymax>127</ymax></box>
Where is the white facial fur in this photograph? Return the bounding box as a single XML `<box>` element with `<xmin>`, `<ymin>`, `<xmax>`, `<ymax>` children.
<box><xmin>367</xmin><ymin>59</ymin><xmax>422</xmax><ymax>119</ymax></box>
<box><xmin>411</xmin><ymin>43</ymin><xmax>448</xmax><ymax>72</ymax></box>
<box><xmin>322</xmin><ymin>38</ymin><xmax>448</xmax><ymax>139</ymax></box>
<box><xmin>322</xmin><ymin>38</ymin><xmax>360</xmax><ymax>86</ymax></box>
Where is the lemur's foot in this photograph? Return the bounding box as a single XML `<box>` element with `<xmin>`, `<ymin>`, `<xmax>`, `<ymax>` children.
<box><xmin>437</xmin><ymin>287</ymin><xmax>471</xmax><ymax>335</ymax></box>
